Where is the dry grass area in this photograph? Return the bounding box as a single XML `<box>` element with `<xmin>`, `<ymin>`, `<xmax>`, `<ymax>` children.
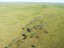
<box><xmin>0</xmin><ymin>3</ymin><xmax>64</xmax><ymax>48</ymax></box>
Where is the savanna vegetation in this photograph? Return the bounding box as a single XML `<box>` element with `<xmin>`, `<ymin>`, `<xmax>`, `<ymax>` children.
<box><xmin>0</xmin><ymin>3</ymin><xmax>64</xmax><ymax>48</ymax></box>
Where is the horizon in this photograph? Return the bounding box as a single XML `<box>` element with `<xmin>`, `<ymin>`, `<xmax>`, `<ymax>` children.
<box><xmin>0</xmin><ymin>0</ymin><xmax>64</xmax><ymax>3</ymax></box>
<box><xmin>0</xmin><ymin>2</ymin><xmax>64</xmax><ymax>3</ymax></box>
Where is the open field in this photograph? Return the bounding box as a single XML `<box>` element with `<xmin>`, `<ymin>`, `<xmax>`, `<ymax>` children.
<box><xmin>0</xmin><ymin>3</ymin><xmax>64</xmax><ymax>48</ymax></box>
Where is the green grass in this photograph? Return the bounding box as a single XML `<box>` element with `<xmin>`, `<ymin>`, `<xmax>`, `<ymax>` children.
<box><xmin>0</xmin><ymin>3</ymin><xmax>64</xmax><ymax>48</ymax></box>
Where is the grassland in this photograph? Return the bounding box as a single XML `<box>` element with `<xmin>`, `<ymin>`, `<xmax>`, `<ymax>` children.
<box><xmin>0</xmin><ymin>3</ymin><xmax>64</xmax><ymax>48</ymax></box>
